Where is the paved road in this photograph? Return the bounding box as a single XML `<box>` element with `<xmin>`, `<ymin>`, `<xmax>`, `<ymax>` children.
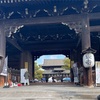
<box><xmin>0</xmin><ymin>84</ymin><xmax>99</xmax><ymax>100</ymax></box>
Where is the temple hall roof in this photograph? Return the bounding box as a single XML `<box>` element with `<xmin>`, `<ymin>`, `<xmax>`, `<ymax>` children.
<box><xmin>42</xmin><ymin>59</ymin><xmax>65</xmax><ymax>66</ymax></box>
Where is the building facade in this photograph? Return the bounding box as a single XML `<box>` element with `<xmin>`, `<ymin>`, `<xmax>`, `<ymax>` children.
<box><xmin>42</xmin><ymin>59</ymin><xmax>70</xmax><ymax>80</ymax></box>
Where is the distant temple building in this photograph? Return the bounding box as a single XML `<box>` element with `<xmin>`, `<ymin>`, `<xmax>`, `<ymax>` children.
<box><xmin>42</xmin><ymin>59</ymin><xmax>70</xmax><ymax>79</ymax></box>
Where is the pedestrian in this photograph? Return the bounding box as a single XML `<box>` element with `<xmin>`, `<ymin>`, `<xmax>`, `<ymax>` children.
<box><xmin>61</xmin><ymin>76</ymin><xmax>63</xmax><ymax>82</ymax></box>
<box><xmin>45</xmin><ymin>75</ymin><xmax>48</xmax><ymax>82</ymax></box>
<box><xmin>52</xmin><ymin>76</ymin><xmax>55</xmax><ymax>82</ymax></box>
<box><xmin>79</xmin><ymin>66</ymin><xmax>83</xmax><ymax>85</ymax></box>
<box><xmin>24</xmin><ymin>70</ymin><xmax>30</xmax><ymax>85</ymax></box>
<box><xmin>72</xmin><ymin>62</ymin><xmax>79</xmax><ymax>85</ymax></box>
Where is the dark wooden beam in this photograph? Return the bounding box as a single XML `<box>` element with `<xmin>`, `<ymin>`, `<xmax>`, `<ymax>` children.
<box><xmin>24</xmin><ymin>39</ymin><xmax>76</xmax><ymax>44</ymax></box>
<box><xmin>76</xmin><ymin>25</ymin><xmax>100</xmax><ymax>49</ymax></box>
<box><xmin>22</xmin><ymin>42</ymin><xmax>76</xmax><ymax>51</ymax></box>
<box><xmin>2</xmin><ymin>13</ymin><xmax>100</xmax><ymax>27</ymax></box>
<box><xmin>89</xmin><ymin>13</ymin><xmax>100</xmax><ymax>20</ymax></box>
<box><xmin>4</xmin><ymin>14</ymin><xmax>82</xmax><ymax>26</ymax></box>
<box><xmin>6</xmin><ymin>37</ymin><xmax>23</xmax><ymax>51</ymax></box>
<box><xmin>90</xmin><ymin>26</ymin><xmax>100</xmax><ymax>32</ymax></box>
<box><xmin>32</xmin><ymin>49</ymin><xmax>70</xmax><ymax>56</ymax></box>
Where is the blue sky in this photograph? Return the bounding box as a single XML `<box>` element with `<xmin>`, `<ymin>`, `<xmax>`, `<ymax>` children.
<box><xmin>35</xmin><ymin>54</ymin><xmax>66</xmax><ymax>65</ymax></box>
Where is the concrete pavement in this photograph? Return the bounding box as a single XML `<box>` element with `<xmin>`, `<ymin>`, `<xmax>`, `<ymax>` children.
<box><xmin>0</xmin><ymin>84</ymin><xmax>99</xmax><ymax>100</ymax></box>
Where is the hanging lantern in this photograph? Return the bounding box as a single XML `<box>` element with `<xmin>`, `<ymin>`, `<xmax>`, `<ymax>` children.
<box><xmin>83</xmin><ymin>53</ymin><xmax>95</xmax><ymax>68</ymax></box>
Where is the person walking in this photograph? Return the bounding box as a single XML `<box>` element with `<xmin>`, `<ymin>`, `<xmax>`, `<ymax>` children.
<box><xmin>24</xmin><ymin>71</ymin><xmax>30</xmax><ymax>86</ymax></box>
<box><xmin>72</xmin><ymin>62</ymin><xmax>79</xmax><ymax>85</ymax></box>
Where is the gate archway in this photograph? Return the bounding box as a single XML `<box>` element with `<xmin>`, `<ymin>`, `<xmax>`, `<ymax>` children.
<box><xmin>0</xmin><ymin>0</ymin><xmax>99</xmax><ymax>86</ymax></box>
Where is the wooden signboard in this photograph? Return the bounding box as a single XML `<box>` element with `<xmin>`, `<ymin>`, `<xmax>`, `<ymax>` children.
<box><xmin>95</xmin><ymin>61</ymin><xmax>100</xmax><ymax>86</ymax></box>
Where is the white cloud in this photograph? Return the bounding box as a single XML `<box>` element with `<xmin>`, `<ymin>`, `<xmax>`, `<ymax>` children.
<box><xmin>49</xmin><ymin>55</ymin><xmax>58</xmax><ymax>59</ymax></box>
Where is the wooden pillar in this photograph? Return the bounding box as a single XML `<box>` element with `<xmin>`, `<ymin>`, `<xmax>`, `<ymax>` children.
<box><xmin>32</xmin><ymin>56</ymin><xmax>35</xmax><ymax>79</ymax></box>
<box><xmin>77</xmin><ymin>49</ymin><xmax>82</xmax><ymax>64</ymax></box>
<box><xmin>70</xmin><ymin>50</ymin><xmax>75</xmax><ymax>82</ymax></box>
<box><xmin>20</xmin><ymin>51</ymin><xmax>33</xmax><ymax>80</ymax></box>
<box><xmin>0</xmin><ymin>25</ymin><xmax>6</xmax><ymax>73</ymax></box>
<box><xmin>82</xmin><ymin>14</ymin><xmax>93</xmax><ymax>86</ymax></box>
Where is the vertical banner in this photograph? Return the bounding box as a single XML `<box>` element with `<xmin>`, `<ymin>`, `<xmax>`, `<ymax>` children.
<box><xmin>95</xmin><ymin>61</ymin><xmax>100</xmax><ymax>86</ymax></box>
<box><xmin>20</xmin><ymin>68</ymin><xmax>27</xmax><ymax>83</ymax></box>
<box><xmin>0</xmin><ymin>56</ymin><xmax>8</xmax><ymax>76</ymax></box>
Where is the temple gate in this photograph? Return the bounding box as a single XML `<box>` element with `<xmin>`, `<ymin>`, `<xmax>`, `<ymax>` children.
<box><xmin>0</xmin><ymin>0</ymin><xmax>99</xmax><ymax>86</ymax></box>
